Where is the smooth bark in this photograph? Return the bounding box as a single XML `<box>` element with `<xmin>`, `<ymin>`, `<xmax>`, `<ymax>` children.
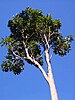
<box><xmin>45</xmin><ymin>49</ymin><xmax>58</xmax><ymax>100</ymax></box>
<box><xmin>23</xmin><ymin>40</ymin><xmax>58</xmax><ymax>100</ymax></box>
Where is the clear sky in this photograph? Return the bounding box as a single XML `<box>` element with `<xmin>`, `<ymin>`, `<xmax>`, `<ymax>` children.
<box><xmin>0</xmin><ymin>0</ymin><xmax>75</xmax><ymax>100</ymax></box>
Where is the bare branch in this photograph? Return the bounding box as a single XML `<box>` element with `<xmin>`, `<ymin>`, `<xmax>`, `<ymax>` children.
<box><xmin>50</xmin><ymin>52</ymin><xmax>54</xmax><ymax>60</ymax></box>
<box><xmin>11</xmin><ymin>50</ymin><xmax>27</xmax><ymax>59</ymax></box>
<box><xmin>12</xmin><ymin>51</ymin><xmax>20</xmax><ymax>59</ymax></box>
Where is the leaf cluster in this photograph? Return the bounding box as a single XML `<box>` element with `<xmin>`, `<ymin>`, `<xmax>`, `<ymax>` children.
<box><xmin>1</xmin><ymin>46</ymin><xmax>24</xmax><ymax>74</ymax></box>
<box><xmin>51</xmin><ymin>34</ymin><xmax>73</xmax><ymax>56</ymax></box>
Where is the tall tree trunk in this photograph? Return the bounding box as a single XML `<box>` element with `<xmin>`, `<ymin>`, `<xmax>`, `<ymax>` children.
<box><xmin>48</xmin><ymin>64</ymin><xmax>58</xmax><ymax>100</ymax></box>
<box><xmin>24</xmin><ymin>41</ymin><xmax>58</xmax><ymax>100</ymax></box>
<box><xmin>45</xmin><ymin>49</ymin><xmax>58</xmax><ymax>100</ymax></box>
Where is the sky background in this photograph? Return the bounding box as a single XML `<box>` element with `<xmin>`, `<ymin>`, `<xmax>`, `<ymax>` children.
<box><xmin>0</xmin><ymin>0</ymin><xmax>75</xmax><ymax>100</ymax></box>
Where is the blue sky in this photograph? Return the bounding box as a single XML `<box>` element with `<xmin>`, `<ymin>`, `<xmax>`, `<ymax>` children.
<box><xmin>0</xmin><ymin>0</ymin><xmax>75</xmax><ymax>100</ymax></box>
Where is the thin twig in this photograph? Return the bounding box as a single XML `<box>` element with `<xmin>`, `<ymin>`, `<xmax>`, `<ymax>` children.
<box><xmin>50</xmin><ymin>52</ymin><xmax>54</xmax><ymax>60</ymax></box>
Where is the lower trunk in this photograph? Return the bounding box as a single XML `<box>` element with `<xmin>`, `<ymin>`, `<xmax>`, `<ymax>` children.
<box><xmin>45</xmin><ymin>49</ymin><xmax>58</xmax><ymax>100</ymax></box>
<box><xmin>48</xmin><ymin>64</ymin><xmax>58</xmax><ymax>100</ymax></box>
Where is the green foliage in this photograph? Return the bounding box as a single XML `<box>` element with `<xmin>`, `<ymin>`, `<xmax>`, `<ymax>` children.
<box><xmin>51</xmin><ymin>34</ymin><xmax>73</xmax><ymax>56</ymax></box>
<box><xmin>0</xmin><ymin>7</ymin><xmax>73</xmax><ymax>75</ymax></box>
<box><xmin>1</xmin><ymin>59</ymin><xmax>24</xmax><ymax>75</ymax></box>
<box><xmin>1</xmin><ymin>50</ymin><xmax>24</xmax><ymax>75</ymax></box>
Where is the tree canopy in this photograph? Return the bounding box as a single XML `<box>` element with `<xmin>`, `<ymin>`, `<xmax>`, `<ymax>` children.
<box><xmin>0</xmin><ymin>7</ymin><xmax>73</xmax><ymax>75</ymax></box>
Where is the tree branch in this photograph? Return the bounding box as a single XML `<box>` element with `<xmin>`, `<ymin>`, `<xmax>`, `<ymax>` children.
<box><xmin>22</xmin><ymin>41</ymin><xmax>48</xmax><ymax>82</ymax></box>
<box><xmin>48</xmin><ymin>31</ymin><xmax>59</xmax><ymax>43</ymax></box>
<box><xmin>11</xmin><ymin>49</ymin><xmax>27</xmax><ymax>60</ymax></box>
<box><xmin>27</xmin><ymin>48</ymin><xmax>48</xmax><ymax>81</ymax></box>
<box><xmin>44</xmin><ymin>33</ymin><xmax>50</xmax><ymax>50</ymax></box>
<box><xmin>48</xmin><ymin>26</ymin><xmax>51</xmax><ymax>42</ymax></box>
<box><xmin>50</xmin><ymin>52</ymin><xmax>54</xmax><ymax>60</ymax></box>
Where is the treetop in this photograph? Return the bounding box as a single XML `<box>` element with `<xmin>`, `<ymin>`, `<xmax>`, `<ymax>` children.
<box><xmin>0</xmin><ymin>7</ymin><xmax>73</xmax><ymax>75</ymax></box>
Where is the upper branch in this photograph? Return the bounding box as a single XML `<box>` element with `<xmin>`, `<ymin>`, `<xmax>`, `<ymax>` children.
<box><xmin>44</xmin><ymin>33</ymin><xmax>50</xmax><ymax>51</ymax></box>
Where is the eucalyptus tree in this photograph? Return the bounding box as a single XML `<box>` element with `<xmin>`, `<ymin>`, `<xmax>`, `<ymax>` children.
<box><xmin>0</xmin><ymin>7</ymin><xmax>73</xmax><ymax>100</ymax></box>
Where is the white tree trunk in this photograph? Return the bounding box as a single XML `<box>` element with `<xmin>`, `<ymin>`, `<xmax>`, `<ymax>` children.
<box><xmin>23</xmin><ymin>41</ymin><xmax>58</xmax><ymax>100</ymax></box>
<box><xmin>45</xmin><ymin>49</ymin><xmax>58</xmax><ymax>100</ymax></box>
<box><xmin>48</xmin><ymin>65</ymin><xmax>58</xmax><ymax>100</ymax></box>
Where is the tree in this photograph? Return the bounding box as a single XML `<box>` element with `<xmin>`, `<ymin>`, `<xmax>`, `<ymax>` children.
<box><xmin>0</xmin><ymin>7</ymin><xmax>73</xmax><ymax>100</ymax></box>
